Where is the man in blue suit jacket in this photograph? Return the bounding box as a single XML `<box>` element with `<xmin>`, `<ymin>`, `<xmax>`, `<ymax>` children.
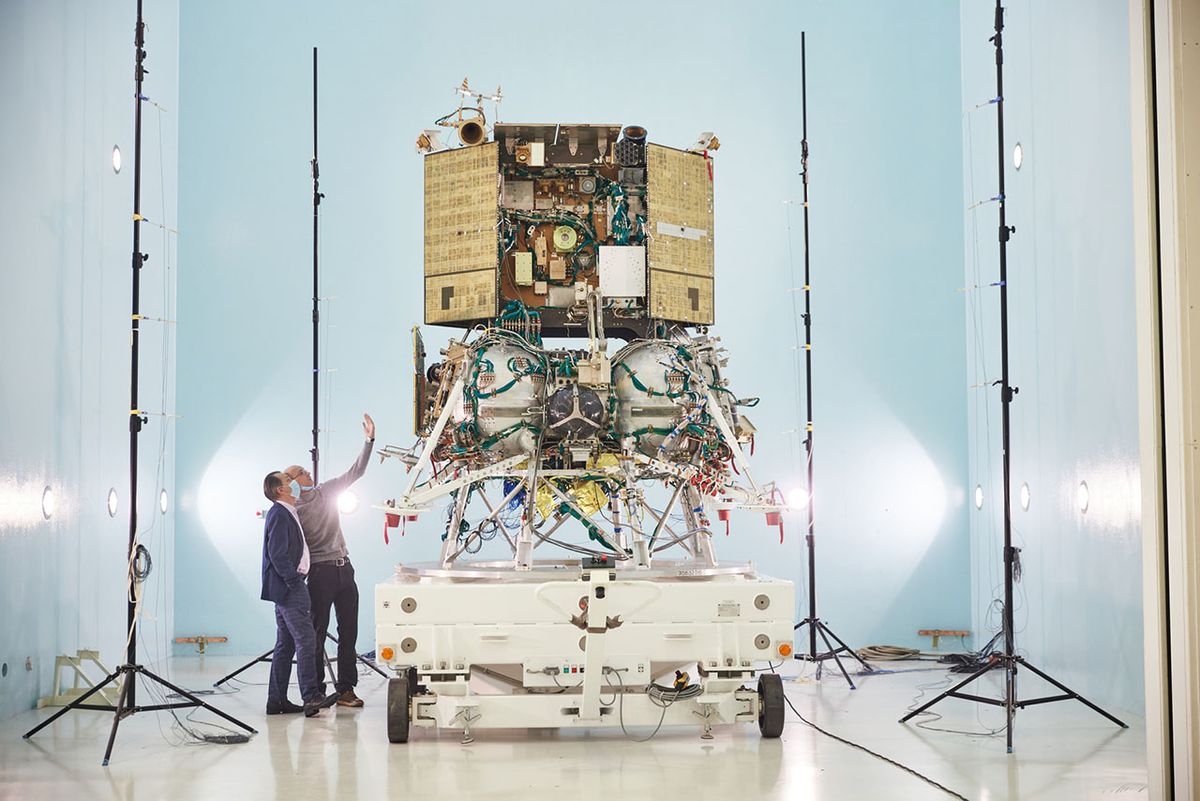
<box><xmin>261</xmin><ymin>471</ymin><xmax>332</xmax><ymax>716</ymax></box>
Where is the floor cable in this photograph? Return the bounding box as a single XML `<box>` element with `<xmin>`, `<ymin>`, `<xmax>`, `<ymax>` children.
<box><xmin>782</xmin><ymin>695</ymin><xmax>972</xmax><ymax>801</ymax></box>
<box><xmin>773</xmin><ymin>663</ymin><xmax>973</xmax><ymax>801</ymax></box>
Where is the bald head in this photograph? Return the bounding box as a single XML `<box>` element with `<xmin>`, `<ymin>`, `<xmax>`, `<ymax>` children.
<box><xmin>283</xmin><ymin>464</ymin><xmax>314</xmax><ymax>489</ymax></box>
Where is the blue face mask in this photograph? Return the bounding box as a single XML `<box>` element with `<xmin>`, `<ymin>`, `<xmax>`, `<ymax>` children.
<box><xmin>288</xmin><ymin>479</ymin><xmax>302</xmax><ymax>501</ymax></box>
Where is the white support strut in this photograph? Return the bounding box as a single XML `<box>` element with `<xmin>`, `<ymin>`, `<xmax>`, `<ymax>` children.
<box><xmin>704</xmin><ymin>390</ymin><xmax>759</xmax><ymax>493</ymax></box>
<box><xmin>400</xmin><ymin>376</ymin><xmax>465</xmax><ymax>501</ymax></box>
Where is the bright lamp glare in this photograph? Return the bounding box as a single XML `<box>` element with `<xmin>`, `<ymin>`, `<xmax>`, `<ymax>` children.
<box><xmin>107</xmin><ymin>488</ymin><xmax>119</xmax><ymax>518</ymax></box>
<box><xmin>1013</xmin><ymin>142</ymin><xmax>1024</xmax><ymax>170</ymax></box>
<box><xmin>337</xmin><ymin>491</ymin><xmax>359</xmax><ymax>515</ymax></box>
<box><xmin>973</xmin><ymin>485</ymin><xmax>984</xmax><ymax>510</ymax></box>
<box><xmin>159</xmin><ymin>488</ymin><xmax>169</xmax><ymax>514</ymax></box>
<box><xmin>1077</xmin><ymin>481</ymin><xmax>1089</xmax><ymax>513</ymax></box>
<box><xmin>1019</xmin><ymin>482</ymin><xmax>1030</xmax><ymax>511</ymax></box>
<box><xmin>112</xmin><ymin>145</ymin><xmax>122</xmax><ymax>173</ymax></box>
<box><xmin>786</xmin><ymin>488</ymin><xmax>809</xmax><ymax>510</ymax></box>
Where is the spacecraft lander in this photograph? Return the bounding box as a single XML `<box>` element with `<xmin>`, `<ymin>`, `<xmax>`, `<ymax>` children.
<box><xmin>375</xmin><ymin>89</ymin><xmax>794</xmax><ymax>743</ymax></box>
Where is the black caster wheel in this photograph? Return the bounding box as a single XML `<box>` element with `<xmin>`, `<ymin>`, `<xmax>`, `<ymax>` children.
<box><xmin>758</xmin><ymin>673</ymin><xmax>785</xmax><ymax>738</ymax></box>
<box><xmin>387</xmin><ymin>677</ymin><xmax>411</xmax><ymax>743</ymax></box>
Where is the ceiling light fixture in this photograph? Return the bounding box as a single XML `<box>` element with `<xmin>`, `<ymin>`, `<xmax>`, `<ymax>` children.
<box><xmin>41</xmin><ymin>486</ymin><xmax>56</xmax><ymax>520</ymax></box>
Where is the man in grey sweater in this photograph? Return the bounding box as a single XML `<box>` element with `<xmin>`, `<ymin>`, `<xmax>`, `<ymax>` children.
<box><xmin>283</xmin><ymin>412</ymin><xmax>375</xmax><ymax>707</ymax></box>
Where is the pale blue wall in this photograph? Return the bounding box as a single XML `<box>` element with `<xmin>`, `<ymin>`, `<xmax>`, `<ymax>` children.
<box><xmin>0</xmin><ymin>0</ymin><xmax>179</xmax><ymax>719</ymax></box>
<box><xmin>959</xmin><ymin>1</ymin><xmax>1144</xmax><ymax>712</ymax></box>
<box><xmin>175</xmin><ymin>0</ymin><xmax>969</xmax><ymax>654</ymax></box>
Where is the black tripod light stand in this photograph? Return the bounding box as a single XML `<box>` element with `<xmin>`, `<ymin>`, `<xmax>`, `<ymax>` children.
<box><xmin>23</xmin><ymin>0</ymin><xmax>255</xmax><ymax>764</ymax></box>
<box><xmin>899</xmin><ymin>0</ymin><xmax>1126</xmax><ymax>752</ymax></box>
<box><xmin>214</xmin><ymin>48</ymin><xmax>385</xmax><ymax>690</ymax></box>
<box><xmin>790</xmin><ymin>32</ymin><xmax>872</xmax><ymax>688</ymax></box>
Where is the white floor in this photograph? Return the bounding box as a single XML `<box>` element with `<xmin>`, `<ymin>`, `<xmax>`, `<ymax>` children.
<box><xmin>0</xmin><ymin>656</ymin><xmax>1147</xmax><ymax>801</ymax></box>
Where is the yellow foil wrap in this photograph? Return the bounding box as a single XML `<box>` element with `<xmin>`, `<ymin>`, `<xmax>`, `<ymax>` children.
<box><xmin>534</xmin><ymin>453</ymin><xmax>619</xmax><ymax>519</ymax></box>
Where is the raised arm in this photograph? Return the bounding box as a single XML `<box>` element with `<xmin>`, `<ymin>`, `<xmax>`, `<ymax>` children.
<box><xmin>320</xmin><ymin>413</ymin><xmax>375</xmax><ymax>494</ymax></box>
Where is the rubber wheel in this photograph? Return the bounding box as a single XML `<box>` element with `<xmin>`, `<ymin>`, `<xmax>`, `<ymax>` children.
<box><xmin>387</xmin><ymin>677</ymin><xmax>411</xmax><ymax>743</ymax></box>
<box><xmin>758</xmin><ymin>673</ymin><xmax>785</xmax><ymax>738</ymax></box>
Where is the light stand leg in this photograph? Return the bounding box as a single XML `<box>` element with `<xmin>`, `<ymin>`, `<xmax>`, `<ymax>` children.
<box><xmin>31</xmin><ymin>661</ymin><xmax>262</xmax><ymax>765</ymax></box>
<box><xmin>22</xmin><ymin>669</ymin><xmax>121</xmax><ymax>740</ymax></box>
<box><xmin>899</xmin><ymin>653</ymin><xmax>1125</xmax><ymax>752</ymax></box>
<box><xmin>819</xmin><ymin>621</ymin><xmax>873</xmax><ymax>673</ymax></box>
<box><xmin>102</xmin><ymin>667</ymin><xmax>133</xmax><ymax>766</ymax></box>
<box><xmin>793</xmin><ymin>616</ymin><xmax>870</xmax><ymax>687</ymax></box>
<box><xmin>140</xmin><ymin>666</ymin><xmax>258</xmax><ymax>734</ymax></box>
<box><xmin>899</xmin><ymin>658</ymin><xmax>999</xmax><ymax>723</ymax></box>
<box><xmin>213</xmin><ymin>648</ymin><xmax>273</xmax><ymax>688</ymax></box>
<box><xmin>815</xmin><ymin>624</ymin><xmax>856</xmax><ymax>689</ymax></box>
<box><xmin>1016</xmin><ymin>657</ymin><xmax>1128</xmax><ymax>728</ymax></box>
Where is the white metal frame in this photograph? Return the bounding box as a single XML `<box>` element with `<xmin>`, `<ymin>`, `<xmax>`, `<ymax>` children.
<box><xmin>376</xmin><ymin>369</ymin><xmax>781</xmax><ymax>573</ymax></box>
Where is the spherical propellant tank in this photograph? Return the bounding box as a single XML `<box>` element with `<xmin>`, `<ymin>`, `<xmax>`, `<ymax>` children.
<box><xmin>611</xmin><ymin>340</ymin><xmax>691</xmax><ymax>457</ymax></box>
<box><xmin>458</xmin><ymin>340</ymin><xmax>546</xmax><ymax>455</ymax></box>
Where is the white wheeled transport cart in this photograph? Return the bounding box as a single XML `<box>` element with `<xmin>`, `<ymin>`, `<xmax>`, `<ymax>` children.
<box><xmin>376</xmin><ymin>558</ymin><xmax>794</xmax><ymax>743</ymax></box>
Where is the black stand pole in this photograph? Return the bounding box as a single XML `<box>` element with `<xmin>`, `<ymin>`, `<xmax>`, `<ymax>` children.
<box><xmin>790</xmin><ymin>31</ymin><xmax>872</xmax><ymax>689</ymax></box>
<box><xmin>311</xmin><ymin>46</ymin><xmax>323</xmax><ymax>483</ymax></box>
<box><xmin>899</xmin><ymin>1</ymin><xmax>1126</xmax><ymax>751</ymax></box>
<box><xmin>211</xmin><ymin>48</ymin><xmax>384</xmax><ymax>696</ymax></box>
<box><xmin>23</xmin><ymin>1</ymin><xmax>254</xmax><ymax>763</ymax></box>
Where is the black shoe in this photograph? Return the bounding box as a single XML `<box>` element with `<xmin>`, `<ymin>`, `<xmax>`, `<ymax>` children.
<box><xmin>318</xmin><ymin>691</ymin><xmax>339</xmax><ymax>709</ymax></box>
<box><xmin>266</xmin><ymin>699</ymin><xmax>305</xmax><ymax>715</ymax></box>
<box><xmin>303</xmin><ymin>700</ymin><xmax>322</xmax><ymax>718</ymax></box>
